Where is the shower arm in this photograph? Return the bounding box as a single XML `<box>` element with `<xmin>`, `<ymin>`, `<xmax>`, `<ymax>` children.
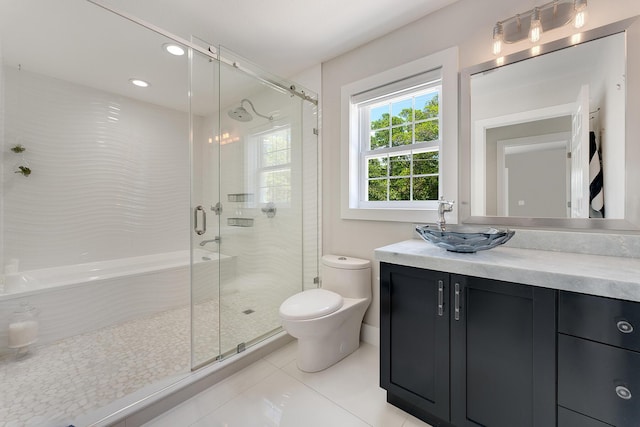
<box><xmin>240</xmin><ymin>99</ymin><xmax>273</xmax><ymax>121</ymax></box>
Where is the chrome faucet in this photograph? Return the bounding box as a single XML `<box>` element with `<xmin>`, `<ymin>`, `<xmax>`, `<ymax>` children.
<box><xmin>199</xmin><ymin>236</ymin><xmax>221</xmax><ymax>246</ymax></box>
<box><xmin>437</xmin><ymin>197</ymin><xmax>455</xmax><ymax>228</ymax></box>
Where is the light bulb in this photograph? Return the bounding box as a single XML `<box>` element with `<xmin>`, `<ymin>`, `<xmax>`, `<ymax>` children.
<box><xmin>574</xmin><ymin>0</ymin><xmax>587</xmax><ymax>29</ymax></box>
<box><xmin>492</xmin><ymin>22</ymin><xmax>504</xmax><ymax>55</ymax></box>
<box><xmin>129</xmin><ymin>78</ymin><xmax>150</xmax><ymax>88</ymax></box>
<box><xmin>163</xmin><ymin>43</ymin><xmax>185</xmax><ymax>56</ymax></box>
<box><xmin>529</xmin><ymin>7</ymin><xmax>542</xmax><ymax>43</ymax></box>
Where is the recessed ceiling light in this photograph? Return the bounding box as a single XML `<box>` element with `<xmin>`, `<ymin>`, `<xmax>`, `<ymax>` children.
<box><xmin>163</xmin><ymin>43</ymin><xmax>185</xmax><ymax>56</ymax></box>
<box><xmin>129</xmin><ymin>78</ymin><xmax>150</xmax><ymax>88</ymax></box>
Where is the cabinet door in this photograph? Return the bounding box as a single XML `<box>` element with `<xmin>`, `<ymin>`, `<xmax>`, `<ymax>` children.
<box><xmin>450</xmin><ymin>275</ymin><xmax>556</xmax><ymax>427</ymax></box>
<box><xmin>380</xmin><ymin>263</ymin><xmax>450</xmax><ymax>422</ymax></box>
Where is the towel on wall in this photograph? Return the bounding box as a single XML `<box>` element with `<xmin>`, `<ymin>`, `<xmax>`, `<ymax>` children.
<box><xmin>589</xmin><ymin>131</ymin><xmax>605</xmax><ymax>218</ymax></box>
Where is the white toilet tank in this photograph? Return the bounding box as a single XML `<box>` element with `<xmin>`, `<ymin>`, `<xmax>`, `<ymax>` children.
<box><xmin>321</xmin><ymin>255</ymin><xmax>371</xmax><ymax>300</ymax></box>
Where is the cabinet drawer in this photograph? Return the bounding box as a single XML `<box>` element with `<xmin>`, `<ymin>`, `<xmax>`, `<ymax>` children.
<box><xmin>559</xmin><ymin>291</ymin><xmax>640</xmax><ymax>352</ymax></box>
<box><xmin>558</xmin><ymin>406</ymin><xmax>613</xmax><ymax>427</ymax></box>
<box><xmin>558</xmin><ymin>334</ymin><xmax>640</xmax><ymax>426</ymax></box>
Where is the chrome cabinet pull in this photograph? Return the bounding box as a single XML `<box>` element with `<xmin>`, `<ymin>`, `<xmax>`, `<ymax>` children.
<box><xmin>616</xmin><ymin>385</ymin><xmax>632</xmax><ymax>400</ymax></box>
<box><xmin>617</xmin><ymin>320</ymin><xmax>634</xmax><ymax>334</ymax></box>
<box><xmin>194</xmin><ymin>205</ymin><xmax>206</xmax><ymax>235</ymax></box>
<box><xmin>454</xmin><ymin>283</ymin><xmax>460</xmax><ymax>321</ymax></box>
<box><xmin>437</xmin><ymin>280</ymin><xmax>444</xmax><ymax>316</ymax></box>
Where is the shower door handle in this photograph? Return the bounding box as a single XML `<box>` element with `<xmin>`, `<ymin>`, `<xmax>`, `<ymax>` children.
<box><xmin>194</xmin><ymin>205</ymin><xmax>207</xmax><ymax>235</ymax></box>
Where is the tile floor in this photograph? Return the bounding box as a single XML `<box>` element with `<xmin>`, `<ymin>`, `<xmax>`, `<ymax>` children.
<box><xmin>143</xmin><ymin>341</ymin><xmax>433</xmax><ymax>427</ymax></box>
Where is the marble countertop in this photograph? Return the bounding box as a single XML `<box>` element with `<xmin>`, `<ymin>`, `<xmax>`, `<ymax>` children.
<box><xmin>375</xmin><ymin>239</ymin><xmax>640</xmax><ymax>302</ymax></box>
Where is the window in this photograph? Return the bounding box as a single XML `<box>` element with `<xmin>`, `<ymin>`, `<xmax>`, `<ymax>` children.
<box><xmin>340</xmin><ymin>47</ymin><xmax>458</xmax><ymax>222</ymax></box>
<box><xmin>359</xmin><ymin>80</ymin><xmax>441</xmax><ymax>207</ymax></box>
<box><xmin>257</xmin><ymin>127</ymin><xmax>291</xmax><ymax>205</ymax></box>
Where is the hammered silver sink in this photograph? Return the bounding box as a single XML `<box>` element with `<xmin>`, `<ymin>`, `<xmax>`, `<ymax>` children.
<box><xmin>415</xmin><ymin>224</ymin><xmax>515</xmax><ymax>253</ymax></box>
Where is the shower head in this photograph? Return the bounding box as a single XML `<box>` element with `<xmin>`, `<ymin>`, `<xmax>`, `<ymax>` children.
<box><xmin>228</xmin><ymin>99</ymin><xmax>273</xmax><ymax>122</ymax></box>
<box><xmin>228</xmin><ymin>105</ymin><xmax>252</xmax><ymax>122</ymax></box>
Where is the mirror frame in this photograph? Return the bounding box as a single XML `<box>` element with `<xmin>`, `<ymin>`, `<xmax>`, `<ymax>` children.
<box><xmin>459</xmin><ymin>16</ymin><xmax>640</xmax><ymax>231</ymax></box>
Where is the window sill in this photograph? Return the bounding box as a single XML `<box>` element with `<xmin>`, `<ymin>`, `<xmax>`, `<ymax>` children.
<box><xmin>340</xmin><ymin>206</ymin><xmax>457</xmax><ymax>224</ymax></box>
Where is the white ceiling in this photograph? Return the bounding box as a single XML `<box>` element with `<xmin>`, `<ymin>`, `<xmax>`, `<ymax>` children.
<box><xmin>95</xmin><ymin>0</ymin><xmax>460</xmax><ymax>78</ymax></box>
<box><xmin>0</xmin><ymin>0</ymin><xmax>458</xmax><ymax>114</ymax></box>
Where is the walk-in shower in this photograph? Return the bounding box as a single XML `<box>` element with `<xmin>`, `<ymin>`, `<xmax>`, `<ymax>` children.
<box><xmin>0</xmin><ymin>1</ymin><xmax>319</xmax><ymax>425</ymax></box>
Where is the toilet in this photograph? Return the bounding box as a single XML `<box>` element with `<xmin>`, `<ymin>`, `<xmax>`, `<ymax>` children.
<box><xmin>279</xmin><ymin>254</ymin><xmax>371</xmax><ymax>372</ymax></box>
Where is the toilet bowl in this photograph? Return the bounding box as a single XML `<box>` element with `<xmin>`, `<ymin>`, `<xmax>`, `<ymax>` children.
<box><xmin>279</xmin><ymin>255</ymin><xmax>371</xmax><ymax>372</ymax></box>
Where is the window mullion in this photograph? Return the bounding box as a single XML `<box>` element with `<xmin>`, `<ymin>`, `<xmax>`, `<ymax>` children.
<box><xmin>386</xmin><ymin>153</ymin><xmax>390</xmax><ymax>202</ymax></box>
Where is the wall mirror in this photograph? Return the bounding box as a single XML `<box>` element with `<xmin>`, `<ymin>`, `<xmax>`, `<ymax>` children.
<box><xmin>459</xmin><ymin>16</ymin><xmax>640</xmax><ymax>230</ymax></box>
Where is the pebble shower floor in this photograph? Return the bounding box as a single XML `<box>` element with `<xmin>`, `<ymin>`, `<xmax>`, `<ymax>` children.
<box><xmin>0</xmin><ymin>281</ymin><xmax>284</xmax><ymax>427</ymax></box>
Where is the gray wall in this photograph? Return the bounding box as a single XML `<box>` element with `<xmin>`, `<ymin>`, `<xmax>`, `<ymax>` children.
<box><xmin>321</xmin><ymin>0</ymin><xmax>640</xmax><ymax>328</ymax></box>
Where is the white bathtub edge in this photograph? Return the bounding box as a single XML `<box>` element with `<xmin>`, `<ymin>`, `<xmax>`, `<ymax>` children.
<box><xmin>0</xmin><ymin>249</ymin><xmax>232</xmax><ymax>301</ymax></box>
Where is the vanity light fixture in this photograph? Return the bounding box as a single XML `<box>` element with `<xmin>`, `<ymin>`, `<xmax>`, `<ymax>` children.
<box><xmin>129</xmin><ymin>78</ymin><xmax>150</xmax><ymax>88</ymax></box>
<box><xmin>492</xmin><ymin>0</ymin><xmax>588</xmax><ymax>55</ymax></box>
<box><xmin>529</xmin><ymin>7</ymin><xmax>543</xmax><ymax>43</ymax></box>
<box><xmin>492</xmin><ymin>22</ymin><xmax>504</xmax><ymax>55</ymax></box>
<box><xmin>574</xmin><ymin>0</ymin><xmax>587</xmax><ymax>29</ymax></box>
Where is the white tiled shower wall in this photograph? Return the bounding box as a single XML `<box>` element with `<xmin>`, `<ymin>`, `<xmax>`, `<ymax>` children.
<box><xmin>2</xmin><ymin>66</ymin><xmax>191</xmax><ymax>272</ymax></box>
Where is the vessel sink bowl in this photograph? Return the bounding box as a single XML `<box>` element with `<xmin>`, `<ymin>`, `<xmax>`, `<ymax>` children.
<box><xmin>415</xmin><ymin>224</ymin><xmax>515</xmax><ymax>253</ymax></box>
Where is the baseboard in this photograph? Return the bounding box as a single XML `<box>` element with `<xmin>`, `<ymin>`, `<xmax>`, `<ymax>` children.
<box><xmin>361</xmin><ymin>323</ymin><xmax>379</xmax><ymax>347</ymax></box>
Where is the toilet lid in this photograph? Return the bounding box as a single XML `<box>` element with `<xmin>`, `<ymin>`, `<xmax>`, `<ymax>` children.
<box><xmin>280</xmin><ymin>288</ymin><xmax>344</xmax><ymax>320</ymax></box>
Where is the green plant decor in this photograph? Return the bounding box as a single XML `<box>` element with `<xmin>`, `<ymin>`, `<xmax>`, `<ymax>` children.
<box><xmin>15</xmin><ymin>166</ymin><xmax>31</xmax><ymax>177</ymax></box>
<box><xmin>11</xmin><ymin>144</ymin><xmax>26</xmax><ymax>153</ymax></box>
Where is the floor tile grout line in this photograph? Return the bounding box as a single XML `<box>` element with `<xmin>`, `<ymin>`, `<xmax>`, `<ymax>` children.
<box><xmin>274</xmin><ymin>362</ymin><xmax>376</xmax><ymax>426</ymax></box>
<box><xmin>149</xmin><ymin>343</ymin><xmax>421</xmax><ymax>427</ymax></box>
<box><xmin>188</xmin><ymin>350</ymin><xmax>375</xmax><ymax>427</ymax></box>
<box><xmin>185</xmin><ymin>366</ymin><xmax>286</xmax><ymax>427</ymax></box>
<box><xmin>183</xmin><ymin>360</ymin><xmax>283</xmax><ymax>427</ymax></box>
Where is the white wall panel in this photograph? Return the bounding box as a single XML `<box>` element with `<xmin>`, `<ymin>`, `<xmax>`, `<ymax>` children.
<box><xmin>2</xmin><ymin>67</ymin><xmax>190</xmax><ymax>271</ymax></box>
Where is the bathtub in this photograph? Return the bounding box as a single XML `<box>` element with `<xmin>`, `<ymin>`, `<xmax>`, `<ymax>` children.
<box><xmin>2</xmin><ymin>249</ymin><xmax>227</xmax><ymax>296</ymax></box>
<box><xmin>0</xmin><ymin>249</ymin><xmax>235</xmax><ymax>354</ymax></box>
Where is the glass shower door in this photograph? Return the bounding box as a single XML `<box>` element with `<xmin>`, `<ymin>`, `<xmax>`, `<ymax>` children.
<box><xmin>217</xmin><ymin>47</ymin><xmax>318</xmax><ymax>357</ymax></box>
<box><xmin>190</xmin><ymin>43</ymin><xmax>319</xmax><ymax>368</ymax></box>
<box><xmin>190</xmin><ymin>43</ymin><xmax>222</xmax><ymax>369</ymax></box>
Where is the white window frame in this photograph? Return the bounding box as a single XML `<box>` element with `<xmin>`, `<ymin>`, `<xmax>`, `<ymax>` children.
<box><xmin>340</xmin><ymin>47</ymin><xmax>458</xmax><ymax>223</ymax></box>
<box><xmin>358</xmin><ymin>84</ymin><xmax>441</xmax><ymax>209</ymax></box>
<box><xmin>252</xmin><ymin>125</ymin><xmax>293</xmax><ymax>208</ymax></box>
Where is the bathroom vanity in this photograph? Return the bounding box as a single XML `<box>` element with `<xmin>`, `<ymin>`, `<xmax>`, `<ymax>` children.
<box><xmin>375</xmin><ymin>239</ymin><xmax>640</xmax><ymax>427</ymax></box>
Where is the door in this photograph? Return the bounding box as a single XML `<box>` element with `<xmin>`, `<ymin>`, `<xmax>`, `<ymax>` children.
<box><xmin>217</xmin><ymin>46</ymin><xmax>317</xmax><ymax>358</ymax></box>
<box><xmin>450</xmin><ymin>275</ymin><xmax>556</xmax><ymax>427</ymax></box>
<box><xmin>380</xmin><ymin>263</ymin><xmax>450</xmax><ymax>423</ymax></box>
<box><xmin>570</xmin><ymin>84</ymin><xmax>590</xmax><ymax>218</ymax></box>
<box><xmin>190</xmin><ymin>41</ymin><xmax>223</xmax><ymax>369</ymax></box>
<box><xmin>190</xmin><ymin>46</ymin><xmax>319</xmax><ymax>368</ymax></box>
<box><xmin>189</xmin><ymin>43</ymin><xmax>319</xmax><ymax>369</ymax></box>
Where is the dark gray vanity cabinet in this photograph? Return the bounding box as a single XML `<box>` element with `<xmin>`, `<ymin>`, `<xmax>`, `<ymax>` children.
<box><xmin>379</xmin><ymin>264</ymin><xmax>450</xmax><ymax>423</ymax></box>
<box><xmin>380</xmin><ymin>262</ymin><xmax>557</xmax><ymax>427</ymax></box>
<box><xmin>450</xmin><ymin>274</ymin><xmax>557</xmax><ymax>427</ymax></box>
<box><xmin>557</xmin><ymin>291</ymin><xmax>640</xmax><ymax>427</ymax></box>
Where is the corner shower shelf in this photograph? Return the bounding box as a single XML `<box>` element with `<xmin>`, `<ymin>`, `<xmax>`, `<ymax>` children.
<box><xmin>227</xmin><ymin>193</ymin><xmax>253</xmax><ymax>203</ymax></box>
<box><xmin>227</xmin><ymin>217</ymin><xmax>254</xmax><ymax>227</ymax></box>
